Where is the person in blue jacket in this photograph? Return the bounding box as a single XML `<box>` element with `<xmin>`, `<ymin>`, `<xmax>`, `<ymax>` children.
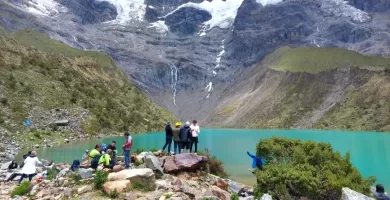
<box><xmin>247</xmin><ymin>151</ymin><xmax>264</xmax><ymax>174</ymax></box>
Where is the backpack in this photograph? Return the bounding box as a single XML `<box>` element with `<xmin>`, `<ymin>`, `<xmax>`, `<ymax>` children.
<box><xmin>90</xmin><ymin>155</ymin><xmax>102</xmax><ymax>169</ymax></box>
<box><xmin>8</xmin><ymin>161</ymin><xmax>18</xmax><ymax>170</ymax></box>
<box><xmin>101</xmin><ymin>143</ymin><xmax>107</xmax><ymax>152</ymax></box>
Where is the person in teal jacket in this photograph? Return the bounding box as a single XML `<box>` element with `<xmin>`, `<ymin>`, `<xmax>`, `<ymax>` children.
<box><xmin>247</xmin><ymin>151</ymin><xmax>264</xmax><ymax>174</ymax></box>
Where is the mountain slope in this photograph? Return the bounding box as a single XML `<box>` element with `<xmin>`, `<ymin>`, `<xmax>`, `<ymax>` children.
<box><xmin>0</xmin><ymin>29</ymin><xmax>175</xmax><ymax>139</ymax></box>
<box><xmin>206</xmin><ymin>46</ymin><xmax>390</xmax><ymax>132</ymax></box>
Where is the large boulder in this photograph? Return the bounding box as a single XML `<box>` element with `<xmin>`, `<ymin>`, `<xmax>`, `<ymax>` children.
<box><xmin>164</xmin><ymin>156</ymin><xmax>179</xmax><ymax>173</ymax></box>
<box><xmin>103</xmin><ymin>180</ymin><xmax>131</xmax><ymax>195</ymax></box>
<box><xmin>136</xmin><ymin>152</ymin><xmax>154</xmax><ymax>163</ymax></box>
<box><xmin>77</xmin><ymin>168</ymin><xmax>93</xmax><ymax>179</ymax></box>
<box><xmin>341</xmin><ymin>188</ymin><xmax>374</xmax><ymax>200</ymax></box>
<box><xmin>145</xmin><ymin>155</ymin><xmax>164</xmax><ymax>174</ymax></box>
<box><xmin>107</xmin><ymin>168</ymin><xmax>156</xmax><ymax>190</ymax></box>
<box><xmin>227</xmin><ymin>180</ymin><xmax>246</xmax><ymax>193</ymax></box>
<box><xmin>216</xmin><ymin>178</ymin><xmax>228</xmax><ymax>191</ymax></box>
<box><xmin>172</xmin><ymin>153</ymin><xmax>208</xmax><ymax>172</ymax></box>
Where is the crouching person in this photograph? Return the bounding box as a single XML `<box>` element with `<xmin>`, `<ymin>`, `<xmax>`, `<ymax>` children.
<box><xmin>97</xmin><ymin>149</ymin><xmax>114</xmax><ymax>170</ymax></box>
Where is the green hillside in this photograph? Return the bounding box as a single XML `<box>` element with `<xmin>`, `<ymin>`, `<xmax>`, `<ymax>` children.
<box><xmin>265</xmin><ymin>46</ymin><xmax>390</xmax><ymax>73</ymax></box>
<box><xmin>0</xmin><ymin>29</ymin><xmax>175</xmax><ymax>140</ymax></box>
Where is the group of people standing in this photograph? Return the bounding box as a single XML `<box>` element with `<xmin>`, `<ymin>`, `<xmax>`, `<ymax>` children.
<box><xmin>161</xmin><ymin>120</ymin><xmax>200</xmax><ymax>155</ymax></box>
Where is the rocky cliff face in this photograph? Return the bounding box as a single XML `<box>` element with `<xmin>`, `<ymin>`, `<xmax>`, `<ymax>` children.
<box><xmin>1</xmin><ymin>0</ymin><xmax>389</xmax><ymax>126</ymax></box>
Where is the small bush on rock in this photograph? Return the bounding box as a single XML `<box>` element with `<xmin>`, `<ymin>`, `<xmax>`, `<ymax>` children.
<box><xmin>231</xmin><ymin>192</ymin><xmax>239</xmax><ymax>200</ymax></box>
<box><xmin>94</xmin><ymin>170</ymin><xmax>108</xmax><ymax>189</ymax></box>
<box><xmin>109</xmin><ymin>189</ymin><xmax>119</xmax><ymax>198</ymax></box>
<box><xmin>133</xmin><ymin>148</ymin><xmax>145</xmax><ymax>154</ymax></box>
<box><xmin>46</xmin><ymin>169</ymin><xmax>58</xmax><ymax>180</ymax></box>
<box><xmin>254</xmin><ymin>137</ymin><xmax>376</xmax><ymax>200</ymax></box>
<box><xmin>199</xmin><ymin>149</ymin><xmax>229</xmax><ymax>178</ymax></box>
<box><xmin>132</xmin><ymin>183</ymin><xmax>151</xmax><ymax>192</ymax></box>
<box><xmin>149</xmin><ymin>147</ymin><xmax>158</xmax><ymax>152</ymax></box>
<box><xmin>11</xmin><ymin>181</ymin><xmax>30</xmax><ymax>197</ymax></box>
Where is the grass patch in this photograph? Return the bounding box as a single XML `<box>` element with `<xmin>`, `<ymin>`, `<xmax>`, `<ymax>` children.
<box><xmin>217</xmin><ymin>101</ymin><xmax>241</xmax><ymax>116</ymax></box>
<box><xmin>108</xmin><ymin>189</ymin><xmax>119</xmax><ymax>198</ymax></box>
<box><xmin>231</xmin><ymin>192</ymin><xmax>239</xmax><ymax>200</ymax></box>
<box><xmin>131</xmin><ymin>183</ymin><xmax>152</xmax><ymax>192</ymax></box>
<box><xmin>46</xmin><ymin>169</ymin><xmax>59</xmax><ymax>180</ymax></box>
<box><xmin>149</xmin><ymin>147</ymin><xmax>158</xmax><ymax>152</ymax></box>
<box><xmin>10</xmin><ymin>181</ymin><xmax>30</xmax><ymax>197</ymax></box>
<box><xmin>265</xmin><ymin>46</ymin><xmax>390</xmax><ymax>73</ymax></box>
<box><xmin>132</xmin><ymin>148</ymin><xmax>146</xmax><ymax>155</ymax></box>
<box><xmin>94</xmin><ymin>170</ymin><xmax>108</xmax><ymax>189</ymax></box>
<box><xmin>70</xmin><ymin>173</ymin><xmax>82</xmax><ymax>184</ymax></box>
<box><xmin>0</xmin><ymin>30</ymin><xmax>176</xmax><ymax>136</ymax></box>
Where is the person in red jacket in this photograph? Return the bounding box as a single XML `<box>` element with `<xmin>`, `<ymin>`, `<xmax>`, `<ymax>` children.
<box><xmin>122</xmin><ymin>132</ymin><xmax>132</xmax><ymax>169</ymax></box>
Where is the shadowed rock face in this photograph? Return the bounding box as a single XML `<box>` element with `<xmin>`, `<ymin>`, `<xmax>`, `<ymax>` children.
<box><xmin>2</xmin><ymin>0</ymin><xmax>390</xmax><ymax>123</ymax></box>
<box><xmin>57</xmin><ymin>0</ymin><xmax>118</xmax><ymax>24</ymax></box>
<box><xmin>347</xmin><ymin>0</ymin><xmax>390</xmax><ymax>12</ymax></box>
<box><xmin>165</xmin><ymin>7</ymin><xmax>212</xmax><ymax>36</ymax></box>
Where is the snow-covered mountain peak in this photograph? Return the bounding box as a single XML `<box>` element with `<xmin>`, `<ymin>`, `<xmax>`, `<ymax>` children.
<box><xmin>6</xmin><ymin>0</ymin><xmax>67</xmax><ymax>17</ymax></box>
<box><xmin>96</xmin><ymin>0</ymin><xmax>146</xmax><ymax>25</ymax></box>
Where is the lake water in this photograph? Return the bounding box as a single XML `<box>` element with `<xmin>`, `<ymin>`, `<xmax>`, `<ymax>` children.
<box><xmin>17</xmin><ymin>129</ymin><xmax>390</xmax><ymax>189</ymax></box>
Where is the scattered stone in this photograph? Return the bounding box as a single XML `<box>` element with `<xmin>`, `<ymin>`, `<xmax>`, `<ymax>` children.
<box><xmin>145</xmin><ymin>154</ymin><xmax>164</xmax><ymax>174</ymax></box>
<box><xmin>216</xmin><ymin>178</ymin><xmax>228</xmax><ymax>191</ymax></box>
<box><xmin>125</xmin><ymin>193</ymin><xmax>138</xmax><ymax>200</ymax></box>
<box><xmin>54</xmin><ymin>193</ymin><xmax>63</xmax><ymax>200</ymax></box>
<box><xmin>63</xmin><ymin>187</ymin><xmax>72</xmax><ymax>197</ymax></box>
<box><xmin>0</xmin><ymin>161</ymin><xmax>11</xmax><ymax>170</ymax></box>
<box><xmin>77</xmin><ymin>185</ymin><xmax>93</xmax><ymax>194</ymax></box>
<box><xmin>57</xmin><ymin>168</ymin><xmax>70</xmax><ymax>178</ymax></box>
<box><xmin>156</xmin><ymin>179</ymin><xmax>170</xmax><ymax>190</ymax></box>
<box><xmin>211</xmin><ymin>185</ymin><xmax>231</xmax><ymax>200</ymax></box>
<box><xmin>181</xmin><ymin>182</ymin><xmax>198</xmax><ymax>198</ymax></box>
<box><xmin>54</xmin><ymin>120</ymin><xmax>69</xmax><ymax>126</ymax></box>
<box><xmin>77</xmin><ymin>168</ymin><xmax>93</xmax><ymax>179</ymax></box>
<box><xmin>260</xmin><ymin>193</ymin><xmax>272</xmax><ymax>200</ymax></box>
<box><xmin>54</xmin><ymin>163</ymin><xmax>71</xmax><ymax>171</ymax></box>
<box><xmin>103</xmin><ymin>180</ymin><xmax>131</xmax><ymax>195</ymax></box>
<box><xmin>172</xmin><ymin>178</ymin><xmax>182</xmax><ymax>186</ymax></box>
<box><xmin>37</xmin><ymin>189</ymin><xmax>51</xmax><ymax>198</ymax></box>
<box><xmin>341</xmin><ymin>187</ymin><xmax>374</xmax><ymax>200</ymax></box>
<box><xmin>227</xmin><ymin>180</ymin><xmax>246</xmax><ymax>193</ymax></box>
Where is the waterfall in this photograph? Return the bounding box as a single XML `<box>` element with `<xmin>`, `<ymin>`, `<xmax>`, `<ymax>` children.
<box><xmin>170</xmin><ymin>63</ymin><xmax>178</xmax><ymax>107</ymax></box>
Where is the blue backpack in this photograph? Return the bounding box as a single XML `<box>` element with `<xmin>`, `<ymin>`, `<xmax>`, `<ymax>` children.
<box><xmin>71</xmin><ymin>160</ymin><xmax>80</xmax><ymax>171</ymax></box>
<box><xmin>101</xmin><ymin>143</ymin><xmax>107</xmax><ymax>152</ymax></box>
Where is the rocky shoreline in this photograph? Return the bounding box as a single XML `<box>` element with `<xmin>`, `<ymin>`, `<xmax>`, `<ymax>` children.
<box><xmin>1</xmin><ymin>151</ymin><xmax>258</xmax><ymax>200</ymax></box>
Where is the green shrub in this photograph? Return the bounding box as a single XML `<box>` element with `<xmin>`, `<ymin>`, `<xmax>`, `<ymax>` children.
<box><xmin>109</xmin><ymin>189</ymin><xmax>119</xmax><ymax>198</ymax></box>
<box><xmin>198</xmin><ymin>149</ymin><xmax>229</xmax><ymax>178</ymax></box>
<box><xmin>11</xmin><ymin>181</ymin><xmax>30</xmax><ymax>197</ymax></box>
<box><xmin>46</xmin><ymin>169</ymin><xmax>58</xmax><ymax>180</ymax></box>
<box><xmin>135</xmin><ymin>160</ymin><xmax>143</xmax><ymax>167</ymax></box>
<box><xmin>254</xmin><ymin>137</ymin><xmax>376</xmax><ymax>200</ymax></box>
<box><xmin>231</xmin><ymin>192</ymin><xmax>239</xmax><ymax>200</ymax></box>
<box><xmin>94</xmin><ymin>170</ymin><xmax>108</xmax><ymax>189</ymax></box>
<box><xmin>149</xmin><ymin>147</ymin><xmax>158</xmax><ymax>152</ymax></box>
<box><xmin>132</xmin><ymin>148</ymin><xmax>146</xmax><ymax>155</ymax></box>
<box><xmin>33</xmin><ymin>132</ymin><xmax>41</xmax><ymax>139</ymax></box>
<box><xmin>0</xmin><ymin>97</ymin><xmax>8</xmax><ymax>106</ymax></box>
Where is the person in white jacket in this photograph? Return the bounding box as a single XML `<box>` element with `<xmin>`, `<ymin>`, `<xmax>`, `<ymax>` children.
<box><xmin>18</xmin><ymin>151</ymin><xmax>41</xmax><ymax>185</ymax></box>
<box><xmin>189</xmin><ymin>120</ymin><xmax>200</xmax><ymax>153</ymax></box>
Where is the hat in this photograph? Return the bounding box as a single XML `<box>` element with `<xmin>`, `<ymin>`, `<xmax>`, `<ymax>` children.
<box><xmin>185</xmin><ymin>121</ymin><xmax>190</xmax><ymax>126</ymax></box>
<box><xmin>167</xmin><ymin>121</ymin><xmax>171</xmax><ymax>125</ymax></box>
<box><xmin>175</xmin><ymin>122</ymin><xmax>181</xmax><ymax>127</ymax></box>
<box><xmin>85</xmin><ymin>150</ymin><xmax>89</xmax><ymax>153</ymax></box>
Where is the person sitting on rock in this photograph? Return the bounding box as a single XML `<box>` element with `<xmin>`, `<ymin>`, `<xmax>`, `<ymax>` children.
<box><xmin>246</xmin><ymin>151</ymin><xmax>265</xmax><ymax>174</ymax></box>
<box><xmin>106</xmin><ymin>141</ymin><xmax>117</xmax><ymax>164</ymax></box>
<box><xmin>80</xmin><ymin>144</ymin><xmax>101</xmax><ymax>168</ymax></box>
<box><xmin>98</xmin><ymin>149</ymin><xmax>114</xmax><ymax>170</ymax></box>
<box><xmin>18</xmin><ymin>151</ymin><xmax>42</xmax><ymax>185</ymax></box>
<box><xmin>374</xmin><ymin>184</ymin><xmax>390</xmax><ymax>200</ymax></box>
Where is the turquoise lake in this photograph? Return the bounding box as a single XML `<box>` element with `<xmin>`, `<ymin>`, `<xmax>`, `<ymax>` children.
<box><xmin>18</xmin><ymin>129</ymin><xmax>390</xmax><ymax>188</ymax></box>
